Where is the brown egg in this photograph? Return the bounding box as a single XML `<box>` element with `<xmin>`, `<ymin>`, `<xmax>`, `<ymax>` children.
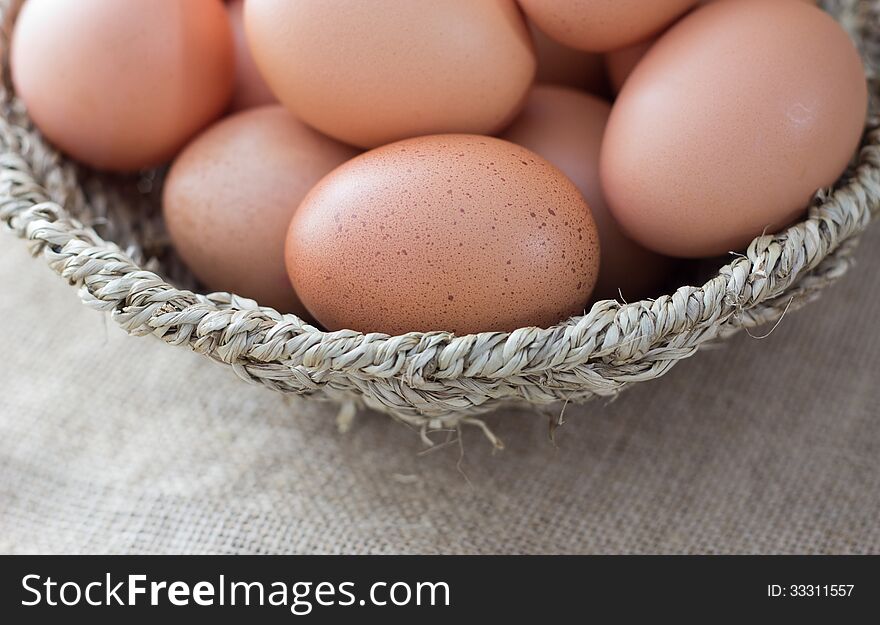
<box><xmin>163</xmin><ymin>106</ymin><xmax>359</xmax><ymax>314</ymax></box>
<box><xmin>600</xmin><ymin>0</ymin><xmax>868</xmax><ymax>258</ymax></box>
<box><xmin>227</xmin><ymin>0</ymin><xmax>277</xmax><ymax>112</ymax></box>
<box><xmin>503</xmin><ymin>85</ymin><xmax>671</xmax><ymax>300</ymax></box>
<box><xmin>518</xmin><ymin>0</ymin><xmax>698</xmax><ymax>52</ymax></box>
<box><xmin>245</xmin><ymin>0</ymin><xmax>535</xmax><ymax>148</ymax></box>
<box><xmin>11</xmin><ymin>0</ymin><xmax>234</xmax><ymax>172</ymax></box>
<box><xmin>286</xmin><ymin>135</ymin><xmax>600</xmax><ymax>335</ymax></box>
<box><xmin>605</xmin><ymin>0</ymin><xmax>816</xmax><ymax>94</ymax></box>
<box><xmin>530</xmin><ymin>21</ymin><xmax>608</xmax><ymax>95</ymax></box>
<box><xmin>605</xmin><ymin>38</ymin><xmax>656</xmax><ymax>93</ymax></box>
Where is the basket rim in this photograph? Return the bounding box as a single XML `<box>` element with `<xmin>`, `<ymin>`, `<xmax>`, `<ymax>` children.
<box><xmin>1</xmin><ymin>0</ymin><xmax>879</xmax><ymax>423</ymax></box>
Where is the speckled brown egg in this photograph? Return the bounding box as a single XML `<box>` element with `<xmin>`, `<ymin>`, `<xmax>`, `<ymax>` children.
<box><xmin>245</xmin><ymin>0</ymin><xmax>536</xmax><ymax>148</ymax></box>
<box><xmin>518</xmin><ymin>0</ymin><xmax>699</xmax><ymax>52</ymax></box>
<box><xmin>163</xmin><ymin>106</ymin><xmax>359</xmax><ymax>314</ymax></box>
<box><xmin>285</xmin><ymin>135</ymin><xmax>600</xmax><ymax>335</ymax></box>
<box><xmin>503</xmin><ymin>85</ymin><xmax>672</xmax><ymax>301</ymax></box>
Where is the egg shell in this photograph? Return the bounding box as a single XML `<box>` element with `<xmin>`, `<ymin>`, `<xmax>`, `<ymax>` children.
<box><xmin>11</xmin><ymin>0</ymin><xmax>234</xmax><ymax>172</ymax></box>
<box><xmin>530</xmin><ymin>21</ymin><xmax>608</xmax><ymax>95</ymax></box>
<box><xmin>163</xmin><ymin>106</ymin><xmax>359</xmax><ymax>314</ymax></box>
<box><xmin>600</xmin><ymin>0</ymin><xmax>868</xmax><ymax>258</ymax></box>
<box><xmin>227</xmin><ymin>0</ymin><xmax>278</xmax><ymax>112</ymax></box>
<box><xmin>245</xmin><ymin>0</ymin><xmax>536</xmax><ymax>148</ymax></box>
<box><xmin>286</xmin><ymin>135</ymin><xmax>600</xmax><ymax>335</ymax></box>
<box><xmin>518</xmin><ymin>0</ymin><xmax>699</xmax><ymax>52</ymax></box>
<box><xmin>503</xmin><ymin>85</ymin><xmax>672</xmax><ymax>300</ymax></box>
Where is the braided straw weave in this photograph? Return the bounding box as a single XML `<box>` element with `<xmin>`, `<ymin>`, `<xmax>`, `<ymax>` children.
<box><xmin>1</xmin><ymin>0</ymin><xmax>879</xmax><ymax>444</ymax></box>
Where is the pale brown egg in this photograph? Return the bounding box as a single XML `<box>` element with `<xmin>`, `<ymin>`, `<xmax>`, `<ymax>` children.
<box><xmin>11</xmin><ymin>0</ymin><xmax>234</xmax><ymax>172</ymax></box>
<box><xmin>227</xmin><ymin>0</ymin><xmax>277</xmax><ymax>112</ymax></box>
<box><xmin>503</xmin><ymin>85</ymin><xmax>671</xmax><ymax>300</ymax></box>
<box><xmin>530</xmin><ymin>21</ymin><xmax>608</xmax><ymax>95</ymax></box>
<box><xmin>518</xmin><ymin>0</ymin><xmax>698</xmax><ymax>52</ymax></box>
<box><xmin>286</xmin><ymin>135</ymin><xmax>600</xmax><ymax>335</ymax></box>
<box><xmin>245</xmin><ymin>0</ymin><xmax>536</xmax><ymax>148</ymax></box>
<box><xmin>163</xmin><ymin>106</ymin><xmax>359</xmax><ymax>314</ymax></box>
<box><xmin>600</xmin><ymin>0</ymin><xmax>868</xmax><ymax>258</ymax></box>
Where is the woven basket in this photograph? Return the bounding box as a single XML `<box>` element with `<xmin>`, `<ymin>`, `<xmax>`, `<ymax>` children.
<box><xmin>2</xmin><ymin>0</ymin><xmax>879</xmax><ymax>445</ymax></box>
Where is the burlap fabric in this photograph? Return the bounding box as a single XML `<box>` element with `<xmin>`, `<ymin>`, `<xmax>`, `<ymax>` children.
<box><xmin>1</xmin><ymin>224</ymin><xmax>878</xmax><ymax>554</ymax></box>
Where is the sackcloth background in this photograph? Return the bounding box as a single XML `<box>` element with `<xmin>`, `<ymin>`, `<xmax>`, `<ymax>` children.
<box><xmin>1</xmin><ymin>223</ymin><xmax>878</xmax><ymax>554</ymax></box>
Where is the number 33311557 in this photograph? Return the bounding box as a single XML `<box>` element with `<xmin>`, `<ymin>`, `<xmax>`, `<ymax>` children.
<box><xmin>768</xmin><ymin>584</ymin><xmax>854</xmax><ymax>598</ymax></box>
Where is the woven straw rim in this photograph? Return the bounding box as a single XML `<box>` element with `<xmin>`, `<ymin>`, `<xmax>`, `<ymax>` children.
<box><xmin>1</xmin><ymin>0</ymin><xmax>879</xmax><ymax>437</ymax></box>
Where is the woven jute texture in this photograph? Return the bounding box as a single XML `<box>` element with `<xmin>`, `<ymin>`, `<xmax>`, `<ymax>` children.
<box><xmin>1</xmin><ymin>0</ymin><xmax>879</xmax><ymax>441</ymax></box>
<box><xmin>2</xmin><ymin>232</ymin><xmax>879</xmax><ymax>554</ymax></box>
